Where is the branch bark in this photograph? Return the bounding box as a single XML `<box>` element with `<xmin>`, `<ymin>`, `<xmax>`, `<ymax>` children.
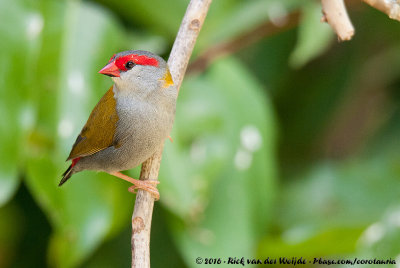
<box><xmin>321</xmin><ymin>0</ymin><xmax>355</xmax><ymax>41</ymax></box>
<box><xmin>131</xmin><ymin>0</ymin><xmax>212</xmax><ymax>267</ymax></box>
<box><xmin>363</xmin><ymin>0</ymin><xmax>400</xmax><ymax>21</ymax></box>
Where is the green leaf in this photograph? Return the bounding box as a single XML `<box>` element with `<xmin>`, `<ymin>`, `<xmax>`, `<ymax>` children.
<box><xmin>161</xmin><ymin>56</ymin><xmax>277</xmax><ymax>266</ymax></box>
<box><xmin>94</xmin><ymin>0</ymin><xmax>187</xmax><ymax>38</ymax></box>
<box><xmin>289</xmin><ymin>1</ymin><xmax>334</xmax><ymax>68</ymax></box>
<box><xmin>259</xmin><ymin>227</ymin><xmax>364</xmax><ymax>258</ymax></box>
<box><xmin>198</xmin><ymin>0</ymin><xmax>301</xmax><ymax>52</ymax></box>
<box><xmin>0</xmin><ymin>0</ymin><xmax>44</xmax><ymax>206</ymax></box>
<box><xmin>357</xmin><ymin>206</ymin><xmax>400</xmax><ymax>264</ymax></box>
<box><xmin>267</xmin><ymin>144</ymin><xmax>400</xmax><ymax>259</ymax></box>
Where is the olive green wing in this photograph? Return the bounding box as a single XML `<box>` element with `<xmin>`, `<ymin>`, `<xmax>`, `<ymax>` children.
<box><xmin>66</xmin><ymin>86</ymin><xmax>119</xmax><ymax>160</ymax></box>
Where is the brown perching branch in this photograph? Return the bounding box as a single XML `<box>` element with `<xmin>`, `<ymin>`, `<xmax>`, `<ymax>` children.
<box><xmin>363</xmin><ymin>0</ymin><xmax>400</xmax><ymax>21</ymax></box>
<box><xmin>130</xmin><ymin>0</ymin><xmax>212</xmax><ymax>267</ymax></box>
<box><xmin>321</xmin><ymin>0</ymin><xmax>355</xmax><ymax>41</ymax></box>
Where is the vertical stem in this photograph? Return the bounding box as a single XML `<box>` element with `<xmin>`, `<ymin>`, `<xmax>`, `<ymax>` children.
<box><xmin>131</xmin><ymin>148</ymin><xmax>163</xmax><ymax>268</ymax></box>
<box><xmin>131</xmin><ymin>0</ymin><xmax>212</xmax><ymax>267</ymax></box>
<box><xmin>167</xmin><ymin>0</ymin><xmax>213</xmax><ymax>90</ymax></box>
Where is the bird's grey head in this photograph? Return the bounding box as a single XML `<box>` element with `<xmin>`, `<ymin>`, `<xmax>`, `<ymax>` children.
<box><xmin>98</xmin><ymin>50</ymin><xmax>170</xmax><ymax>96</ymax></box>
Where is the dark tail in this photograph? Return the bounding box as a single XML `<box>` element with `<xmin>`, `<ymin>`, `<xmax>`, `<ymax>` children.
<box><xmin>59</xmin><ymin>165</ymin><xmax>73</xmax><ymax>186</ymax></box>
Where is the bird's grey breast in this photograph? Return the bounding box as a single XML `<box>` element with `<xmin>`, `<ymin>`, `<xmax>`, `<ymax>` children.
<box><xmin>108</xmin><ymin>90</ymin><xmax>172</xmax><ymax>170</ymax></box>
<box><xmin>115</xmin><ymin>95</ymin><xmax>165</xmax><ymax>145</ymax></box>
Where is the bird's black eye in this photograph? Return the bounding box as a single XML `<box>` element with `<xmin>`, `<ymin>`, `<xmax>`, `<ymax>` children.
<box><xmin>125</xmin><ymin>61</ymin><xmax>135</xmax><ymax>70</ymax></box>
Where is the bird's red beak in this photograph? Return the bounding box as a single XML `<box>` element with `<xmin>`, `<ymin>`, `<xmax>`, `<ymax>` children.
<box><xmin>98</xmin><ymin>61</ymin><xmax>120</xmax><ymax>77</ymax></box>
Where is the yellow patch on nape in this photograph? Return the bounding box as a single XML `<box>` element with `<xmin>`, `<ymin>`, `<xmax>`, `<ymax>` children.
<box><xmin>161</xmin><ymin>68</ymin><xmax>174</xmax><ymax>88</ymax></box>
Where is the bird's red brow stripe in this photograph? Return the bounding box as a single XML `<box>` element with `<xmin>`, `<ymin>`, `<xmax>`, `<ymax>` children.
<box><xmin>115</xmin><ymin>54</ymin><xmax>159</xmax><ymax>71</ymax></box>
<box><xmin>71</xmin><ymin>157</ymin><xmax>81</xmax><ymax>168</ymax></box>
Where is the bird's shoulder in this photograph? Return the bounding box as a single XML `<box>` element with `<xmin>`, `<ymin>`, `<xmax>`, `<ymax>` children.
<box><xmin>67</xmin><ymin>86</ymin><xmax>119</xmax><ymax>160</ymax></box>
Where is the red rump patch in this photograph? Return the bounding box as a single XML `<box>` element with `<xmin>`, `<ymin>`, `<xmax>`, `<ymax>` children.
<box><xmin>71</xmin><ymin>157</ymin><xmax>81</xmax><ymax>168</ymax></box>
<box><xmin>115</xmin><ymin>54</ymin><xmax>159</xmax><ymax>71</ymax></box>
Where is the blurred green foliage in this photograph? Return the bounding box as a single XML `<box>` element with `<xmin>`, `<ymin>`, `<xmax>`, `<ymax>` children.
<box><xmin>1</xmin><ymin>0</ymin><xmax>400</xmax><ymax>267</ymax></box>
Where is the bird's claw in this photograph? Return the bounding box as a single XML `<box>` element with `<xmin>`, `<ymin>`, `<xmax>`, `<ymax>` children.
<box><xmin>128</xmin><ymin>180</ymin><xmax>160</xmax><ymax>201</ymax></box>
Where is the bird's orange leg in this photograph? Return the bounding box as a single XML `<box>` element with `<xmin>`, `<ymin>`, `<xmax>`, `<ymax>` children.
<box><xmin>109</xmin><ymin>172</ymin><xmax>160</xmax><ymax>200</ymax></box>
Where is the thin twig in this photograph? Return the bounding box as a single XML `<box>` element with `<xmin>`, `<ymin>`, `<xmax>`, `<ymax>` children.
<box><xmin>363</xmin><ymin>0</ymin><xmax>400</xmax><ymax>21</ymax></box>
<box><xmin>321</xmin><ymin>0</ymin><xmax>355</xmax><ymax>41</ymax></box>
<box><xmin>130</xmin><ymin>0</ymin><xmax>212</xmax><ymax>267</ymax></box>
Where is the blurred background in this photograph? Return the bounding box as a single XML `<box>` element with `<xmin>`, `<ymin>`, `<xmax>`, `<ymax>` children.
<box><xmin>1</xmin><ymin>0</ymin><xmax>400</xmax><ymax>267</ymax></box>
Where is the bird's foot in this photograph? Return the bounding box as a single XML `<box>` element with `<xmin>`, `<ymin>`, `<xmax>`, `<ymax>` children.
<box><xmin>128</xmin><ymin>181</ymin><xmax>160</xmax><ymax>200</ymax></box>
<box><xmin>110</xmin><ymin>172</ymin><xmax>160</xmax><ymax>200</ymax></box>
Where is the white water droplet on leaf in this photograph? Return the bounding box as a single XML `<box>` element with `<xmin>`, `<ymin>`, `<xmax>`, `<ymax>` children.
<box><xmin>234</xmin><ymin>149</ymin><xmax>252</xmax><ymax>170</ymax></box>
<box><xmin>240</xmin><ymin>125</ymin><xmax>262</xmax><ymax>152</ymax></box>
<box><xmin>26</xmin><ymin>13</ymin><xmax>44</xmax><ymax>40</ymax></box>
<box><xmin>58</xmin><ymin>118</ymin><xmax>74</xmax><ymax>138</ymax></box>
<box><xmin>68</xmin><ymin>71</ymin><xmax>85</xmax><ymax>95</ymax></box>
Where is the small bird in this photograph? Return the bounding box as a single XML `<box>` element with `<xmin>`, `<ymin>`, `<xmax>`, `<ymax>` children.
<box><xmin>59</xmin><ymin>50</ymin><xmax>177</xmax><ymax>199</ymax></box>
